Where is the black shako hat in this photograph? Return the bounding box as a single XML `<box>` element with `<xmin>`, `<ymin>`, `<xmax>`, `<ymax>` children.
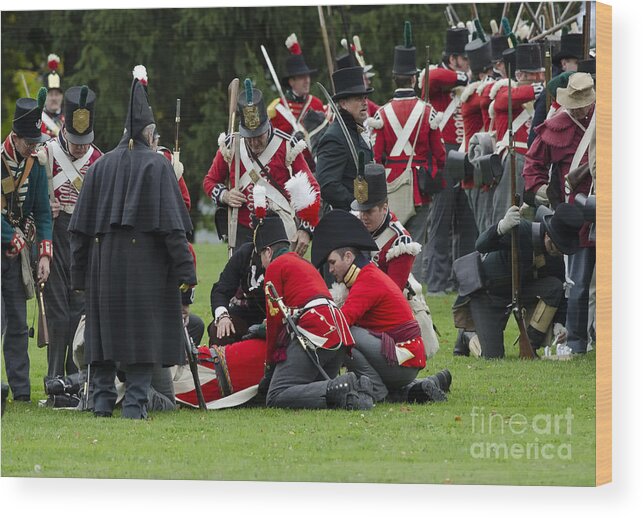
<box><xmin>253</xmin><ymin>216</ymin><xmax>289</xmax><ymax>253</ymax></box>
<box><xmin>336</xmin><ymin>52</ymin><xmax>359</xmax><ymax>70</ymax></box>
<box><xmin>465</xmin><ymin>38</ymin><xmax>493</xmax><ymax>75</ymax></box>
<box><xmin>124</xmin><ymin>65</ymin><xmax>155</xmax><ymax>141</ymax></box>
<box><xmin>64</xmin><ymin>85</ymin><xmax>96</xmax><ymax>145</ymax></box>
<box><xmin>444</xmin><ymin>27</ymin><xmax>469</xmax><ymax>56</ymax></box>
<box><xmin>515</xmin><ymin>43</ymin><xmax>544</xmax><ymax>72</ymax></box>
<box><xmin>282</xmin><ymin>33</ymin><xmax>317</xmax><ymax>82</ymax></box>
<box><xmin>393</xmin><ymin>21</ymin><xmax>419</xmax><ymax>76</ymax></box>
<box><xmin>45</xmin><ymin>54</ymin><xmax>63</xmax><ymax>92</ymax></box>
<box><xmin>351</xmin><ymin>163</ymin><xmax>388</xmax><ymax>211</ymax></box>
<box><xmin>542</xmin><ymin>202</ymin><xmax>584</xmax><ymax>255</ymax></box>
<box><xmin>553</xmin><ymin>33</ymin><xmax>584</xmax><ymax>65</ymax></box>
<box><xmin>12</xmin><ymin>87</ymin><xmax>48</xmax><ymax>143</ymax></box>
<box><xmin>311</xmin><ymin>209</ymin><xmax>378</xmax><ymax>269</ymax></box>
<box><xmin>332</xmin><ymin>66</ymin><xmax>374</xmax><ymax>101</ymax></box>
<box><xmin>490</xmin><ymin>34</ymin><xmax>510</xmax><ymax>62</ymax></box>
<box><xmin>578</xmin><ymin>58</ymin><xmax>596</xmax><ymax>76</ymax></box>
<box><xmin>238</xmin><ymin>78</ymin><xmax>270</xmax><ymax>138</ymax></box>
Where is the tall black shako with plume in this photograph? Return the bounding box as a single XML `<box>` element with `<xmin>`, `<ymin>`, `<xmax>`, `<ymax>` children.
<box><xmin>237</xmin><ymin>77</ymin><xmax>269</xmax><ymax>138</ymax></box>
<box><xmin>392</xmin><ymin>21</ymin><xmax>418</xmax><ymax>76</ymax></box>
<box><xmin>125</xmin><ymin>65</ymin><xmax>155</xmax><ymax>150</ymax></box>
<box><xmin>12</xmin><ymin>86</ymin><xmax>48</xmax><ymax>143</ymax></box>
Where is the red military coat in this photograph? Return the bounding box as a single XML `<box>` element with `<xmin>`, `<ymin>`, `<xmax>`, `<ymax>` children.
<box><xmin>40</xmin><ymin>111</ymin><xmax>65</xmax><ymax>139</ymax></box>
<box><xmin>367</xmin><ymin>98</ymin><xmax>380</xmax><ymax>118</ymax></box>
<box><xmin>491</xmin><ymin>79</ymin><xmax>538</xmax><ymax>157</ymax></box>
<box><xmin>340</xmin><ymin>263</ymin><xmax>426</xmax><ymax>369</ymax></box>
<box><xmin>158</xmin><ymin>146</ymin><xmax>191</xmax><ymax>211</ymax></box>
<box><xmin>203</xmin><ymin>129</ymin><xmax>320</xmax><ymax>233</ymax></box>
<box><xmin>264</xmin><ymin>251</ymin><xmax>354</xmax><ymax>364</ymax></box>
<box><xmin>268</xmin><ymin>94</ymin><xmax>325</xmax><ymax>135</ymax></box>
<box><xmin>421</xmin><ymin>64</ymin><xmax>466</xmax><ymax>146</ymax></box>
<box><xmin>479</xmin><ymin>80</ymin><xmax>496</xmax><ymax>132</ymax></box>
<box><xmin>38</xmin><ymin>135</ymin><xmax>102</xmax><ymax>207</ymax></box>
<box><xmin>523</xmin><ymin>107</ymin><xmax>595</xmax><ymax>247</ymax></box>
<box><xmin>369</xmin><ymin>211</ymin><xmax>421</xmax><ymax>290</ymax></box>
<box><xmin>372</xmin><ymin>90</ymin><xmax>446</xmax><ymax>206</ymax></box>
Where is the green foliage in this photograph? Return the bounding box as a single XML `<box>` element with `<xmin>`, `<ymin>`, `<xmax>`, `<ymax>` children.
<box><xmin>1</xmin><ymin>242</ymin><xmax>597</xmax><ymax>485</ymax></box>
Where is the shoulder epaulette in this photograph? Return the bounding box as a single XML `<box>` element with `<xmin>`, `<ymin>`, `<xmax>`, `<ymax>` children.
<box><xmin>489</xmin><ymin>78</ymin><xmax>513</xmax><ymax>101</ymax></box>
<box><xmin>267</xmin><ymin>98</ymin><xmax>281</xmax><ymax>120</ymax></box>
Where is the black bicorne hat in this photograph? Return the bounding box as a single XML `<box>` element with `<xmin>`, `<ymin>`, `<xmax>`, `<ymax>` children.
<box><xmin>253</xmin><ymin>216</ymin><xmax>289</xmax><ymax>253</ymax></box>
<box><xmin>12</xmin><ymin>87</ymin><xmax>48</xmax><ymax>143</ymax></box>
<box><xmin>465</xmin><ymin>38</ymin><xmax>493</xmax><ymax>75</ymax></box>
<box><xmin>64</xmin><ymin>85</ymin><xmax>96</xmax><ymax>145</ymax></box>
<box><xmin>124</xmin><ymin>65</ymin><xmax>155</xmax><ymax>141</ymax></box>
<box><xmin>541</xmin><ymin>202</ymin><xmax>584</xmax><ymax>255</ymax></box>
<box><xmin>393</xmin><ymin>21</ymin><xmax>418</xmax><ymax>76</ymax></box>
<box><xmin>515</xmin><ymin>43</ymin><xmax>544</xmax><ymax>72</ymax></box>
<box><xmin>237</xmin><ymin>78</ymin><xmax>270</xmax><ymax>138</ymax></box>
<box><xmin>553</xmin><ymin>33</ymin><xmax>584</xmax><ymax>65</ymax></box>
<box><xmin>332</xmin><ymin>66</ymin><xmax>374</xmax><ymax>101</ymax></box>
<box><xmin>282</xmin><ymin>33</ymin><xmax>317</xmax><ymax>82</ymax></box>
<box><xmin>444</xmin><ymin>27</ymin><xmax>469</xmax><ymax>56</ymax></box>
<box><xmin>311</xmin><ymin>209</ymin><xmax>378</xmax><ymax>269</ymax></box>
<box><xmin>350</xmin><ymin>163</ymin><xmax>388</xmax><ymax>211</ymax></box>
<box><xmin>490</xmin><ymin>34</ymin><xmax>510</xmax><ymax>62</ymax></box>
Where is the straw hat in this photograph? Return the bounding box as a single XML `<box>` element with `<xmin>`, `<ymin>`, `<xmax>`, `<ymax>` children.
<box><xmin>556</xmin><ymin>72</ymin><xmax>595</xmax><ymax>109</ymax></box>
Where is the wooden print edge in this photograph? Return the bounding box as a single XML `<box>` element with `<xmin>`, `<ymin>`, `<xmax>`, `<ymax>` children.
<box><xmin>595</xmin><ymin>0</ymin><xmax>612</xmax><ymax>487</ymax></box>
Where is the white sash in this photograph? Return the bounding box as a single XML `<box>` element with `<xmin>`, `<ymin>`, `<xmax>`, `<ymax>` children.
<box><xmin>438</xmin><ymin>94</ymin><xmax>462</xmax><ymax>132</ymax></box>
<box><xmin>275</xmin><ymin>103</ymin><xmax>302</xmax><ymax>133</ymax></box>
<box><xmin>565</xmin><ymin>110</ymin><xmax>596</xmax><ymax>203</ymax></box>
<box><xmin>496</xmin><ymin>102</ymin><xmax>535</xmax><ymax>153</ymax></box>
<box><xmin>41</xmin><ymin>111</ymin><xmax>61</xmax><ymax>136</ymax></box>
<box><xmin>51</xmin><ymin>140</ymin><xmax>92</xmax><ymax>192</ymax></box>
<box><xmin>237</xmin><ymin>135</ymin><xmax>282</xmax><ymax>191</ymax></box>
<box><xmin>383</xmin><ymin>100</ymin><xmax>425</xmax><ymax>156</ymax></box>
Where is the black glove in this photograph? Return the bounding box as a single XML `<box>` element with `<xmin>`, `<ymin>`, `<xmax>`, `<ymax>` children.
<box><xmin>257</xmin><ymin>363</ymin><xmax>275</xmax><ymax>396</ymax></box>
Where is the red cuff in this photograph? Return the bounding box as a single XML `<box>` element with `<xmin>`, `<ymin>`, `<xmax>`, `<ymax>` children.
<box><xmin>39</xmin><ymin>240</ymin><xmax>53</xmax><ymax>259</ymax></box>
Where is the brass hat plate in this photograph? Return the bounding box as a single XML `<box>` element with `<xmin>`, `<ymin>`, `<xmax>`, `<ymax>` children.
<box><xmin>243</xmin><ymin>105</ymin><xmax>260</xmax><ymax>130</ymax></box>
<box><xmin>73</xmin><ymin>108</ymin><xmax>90</xmax><ymax>133</ymax></box>
<box><xmin>354</xmin><ymin>177</ymin><xmax>369</xmax><ymax>204</ymax></box>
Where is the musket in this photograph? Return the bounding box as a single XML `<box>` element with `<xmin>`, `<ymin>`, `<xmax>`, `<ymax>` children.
<box><xmin>317</xmin><ymin>6</ymin><xmax>336</xmax><ymax>94</ymax></box>
<box><xmin>523</xmin><ymin>2</ymin><xmax>544</xmax><ymax>37</ymax></box>
<box><xmin>470</xmin><ymin>3</ymin><xmax>479</xmax><ymax>23</ymax></box>
<box><xmin>183</xmin><ymin>324</ymin><xmax>207</xmax><ymax>410</ymax></box>
<box><xmin>545</xmin><ymin>50</ymin><xmax>552</xmax><ymax>112</ymax></box>
<box><xmin>448</xmin><ymin>4</ymin><xmax>462</xmax><ymax>25</ymax></box>
<box><xmin>265</xmin><ymin>281</ymin><xmax>330</xmax><ymax>381</ymax></box>
<box><xmin>512</xmin><ymin>3</ymin><xmax>525</xmax><ymax>35</ymax></box>
<box><xmin>582</xmin><ymin>1</ymin><xmax>592</xmax><ymax>59</ymax></box>
<box><xmin>424</xmin><ymin>46</ymin><xmax>431</xmax><ymax>104</ymax></box>
<box><xmin>352</xmin><ymin>36</ymin><xmax>367</xmax><ymax>68</ymax></box>
<box><xmin>20</xmin><ymin>72</ymin><xmax>31</xmax><ymax>97</ymax></box>
<box><xmin>174</xmin><ymin>99</ymin><xmax>181</xmax><ymax>156</ymax></box>
<box><xmin>445</xmin><ymin>8</ymin><xmax>455</xmax><ymax>28</ymax></box>
<box><xmin>227</xmin><ymin>78</ymin><xmax>240</xmax><ymax>257</ymax></box>
<box><xmin>504</xmin><ymin>52</ymin><xmax>537</xmax><ymax>360</ymax></box>
<box><xmin>316</xmin><ymin>82</ymin><xmax>359</xmax><ymax>170</ymax></box>
<box><xmin>529</xmin><ymin>13</ymin><xmax>583</xmax><ymax>42</ymax></box>
<box><xmin>260</xmin><ymin>45</ymin><xmax>302</xmax><ymax>135</ymax></box>
<box><xmin>37</xmin><ymin>282</ymin><xmax>49</xmax><ymax>348</ymax></box>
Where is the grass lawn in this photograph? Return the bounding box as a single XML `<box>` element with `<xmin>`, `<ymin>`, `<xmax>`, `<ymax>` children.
<box><xmin>1</xmin><ymin>243</ymin><xmax>596</xmax><ymax>485</ymax></box>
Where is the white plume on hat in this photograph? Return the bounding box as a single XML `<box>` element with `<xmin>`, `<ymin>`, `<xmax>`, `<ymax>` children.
<box><xmin>132</xmin><ymin>65</ymin><xmax>148</xmax><ymax>86</ymax></box>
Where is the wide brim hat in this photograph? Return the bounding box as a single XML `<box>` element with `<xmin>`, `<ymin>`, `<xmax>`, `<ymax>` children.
<box><xmin>253</xmin><ymin>216</ymin><xmax>289</xmax><ymax>253</ymax></box>
<box><xmin>331</xmin><ymin>66</ymin><xmax>374</xmax><ymax>101</ymax></box>
<box><xmin>64</xmin><ymin>85</ymin><xmax>97</xmax><ymax>145</ymax></box>
<box><xmin>350</xmin><ymin>163</ymin><xmax>388</xmax><ymax>211</ymax></box>
<box><xmin>556</xmin><ymin>72</ymin><xmax>595</xmax><ymax>109</ymax></box>
<box><xmin>12</xmin><ymin>92</ymin><xmax>48</xmax><ymax>143</ymax></box>
<box><xmin>542</xmin><ymin>202</ymin><xmax>584</xmax><ymax>255</ymax></box>
<box><xmin>553</xmin><ymin>33</ymin><xmax>584</xmax><ymax>64</ymax></box>
<box><xmin>237</xmin><ymin>84</ymin><xmax>270</xmax><ymax>138</ymax></box>
<box><xmin>311</xmin><ymin>209</ymin><xmax>378</xmax><ymax>269</ymax></box>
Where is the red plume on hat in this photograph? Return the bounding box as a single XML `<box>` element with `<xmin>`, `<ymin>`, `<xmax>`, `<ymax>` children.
<box><xmin>47</xmin><ymin>54</ymin><xmax>60</xmax><ymax>72</ymax></box>
<box><xmin>285</xmin><ymin>171</ymin><xmax>320</xmax><ymax>227</ymax></box>
<box><xmin>253</xmin><ymin>184</ymin><xmax>267</xmax><ymax>221</ymax></box>
<box><xmin>285</xmin><ymin>33</ymin><xmax>302</xmax><ymax>55</ymax></box>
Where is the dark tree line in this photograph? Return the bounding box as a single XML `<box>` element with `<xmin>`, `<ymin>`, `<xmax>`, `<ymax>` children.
<box><xmin>2</xmin><ymin>3</ymin><xmax>511</xmax><ymax>229</ymax></box>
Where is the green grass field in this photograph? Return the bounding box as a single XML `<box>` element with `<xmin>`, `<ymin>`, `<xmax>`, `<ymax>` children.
<box><xmin>1</xmin><ymin>243</ymin><xmax>596</xmax><ymax>485</ymax></box>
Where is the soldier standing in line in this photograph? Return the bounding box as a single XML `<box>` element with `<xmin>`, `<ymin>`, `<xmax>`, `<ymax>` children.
<box><xmin>370</xmin><ymin>21</ymin><xmax>446</xmax><ymax>283</ymax></box>
<box><xmin>2</xmin><ymin>90</ymin><xmax>52</xmax><ymax>402</ymax></box>
<box><xmin>41</xmin><ymin>54</ymin><xmax>65</xmax><ymax>139</ymax></box>
<box><xmin>37</xmin><ymin>85</ymin><xmax>103</xmax><ymax>380</ymax></box>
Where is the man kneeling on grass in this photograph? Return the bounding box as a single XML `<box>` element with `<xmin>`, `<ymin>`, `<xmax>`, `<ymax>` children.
<box><xmin>255</xmin><ymin>215</ymin><xmax>375</xmax><ymax>410</ymax></box>
<box><xmin>312</xmin><ymin>210</ymin><xmax>450</xmax><ymax>404</ymax></box>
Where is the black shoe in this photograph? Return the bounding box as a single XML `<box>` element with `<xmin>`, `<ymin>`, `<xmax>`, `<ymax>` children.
<box><xmin>453</xmin><ymin>329</ymin><xmax>470</xmax><ymax>357</ymax></box>
<box><xmin>94</xmin><ymin>411</ymin><xmax>112</xmax><ymax>418</ymax></box>
<box><xmin>406</xmin><ymin>378</ymin><xmax>447</xmax><ymax>404</ymax></box>
<box><xmin>434</xmin><ymin>369</ymin><xmax>452</xmax><ymax>393</ymax></box>
<box><xmin>326</xmin><ymin>373</ymin><xmax>374</xmax><ymax>410</ymax></box>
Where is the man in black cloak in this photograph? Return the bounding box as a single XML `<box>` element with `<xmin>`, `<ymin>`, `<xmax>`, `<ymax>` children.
<box><xmin>68</xmin><ymin>69</ymin><xmax>196</xmax><ymax>419</ymax></box>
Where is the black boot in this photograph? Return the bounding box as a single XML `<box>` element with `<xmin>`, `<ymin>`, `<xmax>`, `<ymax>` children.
<box><xmin>326</xmin><ymin>373</ymin><xmax>374</xmax><ymax>410</ymax></box>
<box><xmin>44</xmin><ymin>374</ymin><xmax>81</xmax><ymax>396</ymax></box>
<box><xmin>433</xmin><ymin>369</ymin><xmax>452</xmax><ymax>393</ymax></box>
<box><xmin>453</xmin><ymin>329</ymin><xmax>471</xmax><ymax>356</ymax></box>
<box><xmin>403</xmin><ymin>377</ymin><xmax>447</xmax><ymax>404</ymax></box>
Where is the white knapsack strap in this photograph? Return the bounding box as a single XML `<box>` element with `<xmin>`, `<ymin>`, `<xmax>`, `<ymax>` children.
<box><xmin>495</xmin><ymin>105</ymin><xmax>533</xmax><ymax>154</ymax></box>
<box><xmin>438</xmin><ymin>94</ymin><xmax>462</xmax><ymax>132</ymax></box>
<box><xmin>51</xmin><ymin>140</ymin><xmax>92</xmax><ymax>192</ymax></box>
<box><xmin>569</xmin><ymin>109</ymin><xmax>596</xmax><ymax>173</ymax></box>
<box><xmin>383</xmin><ymin>101</ymin><xmax>425</xmax><ymax>156</ymax></box>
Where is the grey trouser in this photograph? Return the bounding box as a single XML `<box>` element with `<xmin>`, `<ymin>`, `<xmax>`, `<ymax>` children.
<box><xmin>465</xmin><ymin>187</ymin><xmax>495</xmax><ymax>234</ymax></box>
<box><xmin>344</xmin><ymin>326</ymin><xmax>419</xmax><ymax>402</ymax></box>
<box><xmin>93</xmin><ymin>361</ymin><xmax>154</xmax><ymax>418</ymax></box>
<box><xmin>147</xmin><ymin>365</ymin><xmax>176</xmax><ymax>411</ymax></box>
<box><xmin>469</xmin><ymin>276</ymin><xmax>564</xmax><ymax>359</ymax></box>
<box><xmin>44</xmin><ymin>212</ymin><xmax>83</xmax><ymax>378</ymax></box>
<box><xmin>492</xmin><ymin>152</ymin><xmax>525</xmax><ymax>224</ymax></box>
<box><xmin>267</xmin><ymin>340</ymin><xmax>346</xmax><ymax>409</ymax></box>
<box><xmin>566</xmin><ymin>247</ymin><xmax>596</xmax><ymax>353</ymax></box>
<box><xmin>405</xmin><ymin>203</ymin><xmax>431</xmax><ymax>282</ymax></box>
<box><xmin>1</xmin><ymin>256</ymin><xmax>30</xmax><ymax>398</ymax></box>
